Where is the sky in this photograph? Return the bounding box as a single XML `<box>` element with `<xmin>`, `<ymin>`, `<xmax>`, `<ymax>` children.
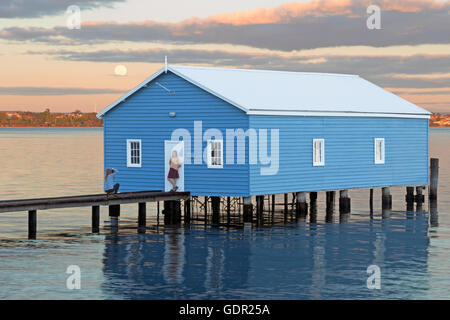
<box><xmin>0</xmin><ymin>0</ymin><xmax>449</xmax><ymax>113</ymax></box>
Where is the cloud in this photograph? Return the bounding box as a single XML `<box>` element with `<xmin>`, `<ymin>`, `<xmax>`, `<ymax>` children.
<box><xmin>33</xmin><ymin>47</ymin><xmax>450</xmax><ymax>87</ymax></box>
<box><xmin>1</xmin><ymin>0</ymin><xmax>449</xmax><ymax>50</ymax></box>
<box><xmin>0</xmin><ymin>86</ymin><xmax>124</xmax><ymax>96</ymax></box>
<box><xmin>203</xmin><ymin>0</ymin><xmax>449</xmax><ymax>25</ymax></box>
<box><xmin>0</xmin><ymin>0</ymin><xmax>126</xmax><ymax>18</ymax></box>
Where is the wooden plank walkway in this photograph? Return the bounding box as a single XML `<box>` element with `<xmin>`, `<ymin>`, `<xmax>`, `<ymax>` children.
<box><xmin>0</xmin><ymin>190</ymin><xmax>190</xmax><ymax>213</ymax></box>
<box><xmin>0</xmin><ymin>190</ymin><xmax>190</xmax><ymax>239</ymax></box>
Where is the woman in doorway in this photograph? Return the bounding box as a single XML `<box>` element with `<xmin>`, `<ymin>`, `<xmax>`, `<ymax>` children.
<box><xmin>167</xmin><ymin>150</ymin><xmax>181</xmax><ymax>192</ymax></box>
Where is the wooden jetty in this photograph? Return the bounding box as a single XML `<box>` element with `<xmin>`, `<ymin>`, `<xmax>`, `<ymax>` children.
<box><xmin>0</xmin><ymin>158</ymin><xmax>440</xmax><ymax>240</ymax></box>
<box><xmin>0</xmin><ymin>190</ymin><xmax>190</xmax><ymax>239</ymax></box>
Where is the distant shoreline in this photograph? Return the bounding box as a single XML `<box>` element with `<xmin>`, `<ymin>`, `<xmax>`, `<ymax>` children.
<box><xmin>0</xmin><ymin>126</ymin><xmax>102</xmax><ymax>128</ymax></box>
<box><xmin>0</xmin><ymin>110</ymin><xmax>102</xmax><ymax>127</ymax></box>
<box><xmin>1</xmin><ymin>110</ymin><xmax>449</xmax><ymax>127</ymax></box>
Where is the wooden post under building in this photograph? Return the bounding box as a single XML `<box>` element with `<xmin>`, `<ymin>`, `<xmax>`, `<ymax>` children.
<box><xmin>381</xmin><ymin>187</ymin><xmax>392</xmax><ymax>218</ymax></box>
<box><xmin>138</xmin><ymin>202</ymin><xmax>146</xmax><ymax>233</ymax></box>
<box><xmin>296</xmin><ymin>192</ymin><xmax>308</xmax><ymax>217</ymax></box>
<box><xmin>339</xmin><ymin>190</ymin><xmax>351</xmax><ymax>214</ymax></box>
<box><xmin>326</xmin><ymin>191</ymin><xmax>335</xmax><ymax>215</ymax></box>
<box><xmin>211</xmin><ymin>196</ymin><xmax>221</xmax><ymax>226</ymax></box>
<box><xmin>226</xmin><ymin>197</ymin><xmax>231</xmax><ymax>226</ymax></box>
<box><xmin>406</xmin><ymin>186</ymin><xmax>415</xmax><ymax>211</ymax></box>
<box><xmin>243</xmin><ymin>196</ymin><xmax>253</xmax><ymax>224</ymax></box>
<box><xmin>256</xmin><ymin>195</ymin><xmax>264</xmax><ymax>225</ymax></box>
<box><xmin>184</xmin><ymin>198</ymin><xmax>191</xmax><ymax>225</ymax></box>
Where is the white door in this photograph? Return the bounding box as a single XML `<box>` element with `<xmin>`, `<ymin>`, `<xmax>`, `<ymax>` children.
<box><xmin>164</xmin><ymin>140</ymin><xmax>184</xmax><ymax>192</ymax></box>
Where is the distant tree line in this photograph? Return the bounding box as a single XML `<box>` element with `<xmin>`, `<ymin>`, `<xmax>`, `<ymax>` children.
<box><xmin>429</xmin><ymin>113</ymin><xmax>450</xmax><ymax>127</ymax></box>
<box><xmin>0</xmin><ymin>109</ymin><xmax>103</xmax><ymax>127</ymax></box>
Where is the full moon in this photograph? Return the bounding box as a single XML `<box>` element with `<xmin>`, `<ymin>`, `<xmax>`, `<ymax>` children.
<box><xmin>114</xmin><ymin>65</ymin><xmax>127</xmax><ymax>76</ymax></box>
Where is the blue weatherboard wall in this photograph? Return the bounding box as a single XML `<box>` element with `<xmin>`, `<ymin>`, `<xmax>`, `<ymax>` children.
<box><xmin>103</xmin><ymin>71</ymin><xmax>249</xmax><ymax>197</ymax></box>
<box><xmin>248</xmin><ymin>116</ymin><xmax>429</xmax><ymax>195</ymax></box>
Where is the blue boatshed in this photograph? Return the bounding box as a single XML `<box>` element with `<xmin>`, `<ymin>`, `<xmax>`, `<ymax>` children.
<box><xmin>97</xmin><ymin>65</ymin><xmax>431</xmax><ymax>198</ymax></box>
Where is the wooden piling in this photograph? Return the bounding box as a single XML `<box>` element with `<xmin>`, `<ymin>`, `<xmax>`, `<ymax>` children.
<box><xmin>429</xmin><ymin>197</ymin><xmax>438</xmax><ymax>227</ymax></box>
<box><xmin>157</xmin><ymin>201</ymin><xmax>160</xmax><ymax>226</ymax></box>
<box><xmin>243</xmin><ymin>196</ymin><xmax>253</xmax><ymax>224</ymax></box>
<box><xmin>406</xmin><ymin>186</ymin><xmax>415</xmax><ymax>211</ymax></box>
<box><xmin>381</xmin><ymin>187</ymin><xmax>392</xmax><ymax>210</ymax></box>
<box><xmin>296</xmin><ymin>192</ymin><xmax>308</xmax><ymax>217</ymax></box>
<box><xmin>310</xmin><ymin>192</ymin><xmax>317</xmax><ymax>215</ymax></box>
<box><xmin>339</xmin><ymin>190</ymin><xmax>351</xmax><ymax>214</ymax></box>
<box><xmin>369</xmin><ymin>189</ymin><xmax>374</xmax><ymax>214</ymax></box>
<box><xmin>163</xmin><ymin>200</ymin><xmax>181</xmax><ymax>225</ymax></box>
<box><xmin>271</xmin><ymin>194</ymin><xmax>275</xmax><ymax>223</ymax></box>
<box><xmin>211</xmin><ymin>196</ymin><xmax>221</xmax><ymax>226</ymax></box>
<box><xmin>184</xmin><ymin>198</ymin><xmax>191</xmax><ymax>225</ymax></box>
<box><xmin>92</xmin><ymin>205</ymin><xmax>100</xmax><ymax>233</ymax></box>
<box><xmin>429</xmin><ymin>158</ymin><xmax>439</xmax><ymax>200</ymax></box>
<box><xmin>415</xmin><ymin>186</ymin><xmax>425</xmax><ymax>203</ymax></box>
<box><xmin>28</xmin><ymin>210</ymin><xmax>37</xmax><ymax>240</ymax></box>
<box><xmin>310</xmin><ymin>193</ymin><xmax>317</xmax><ymax>223</ymax></box>
<box><xmin>326</xmin><ymin>191</ymin><xmax>335</xmax><ymax>215</ymax></box>
<box><xmin>226</xmin><ymin>197</ymin><xmax>231</xmax><ymax>226</ymax></box>
<box><xmin>109</xmin><ymin>204</ymin><xmax>120</xmax><ymax>217</ymax></box>
<box><xmin>381</xmin><ymin>187</ymin><xmax>392</xmax><ymax>218</ymax></box>
<box><xmin>415</xmin><ymin>186</ymin><xmax>425</xmax><ymax>212</ymax></box>
<box><xmin>256</xmin><ymin>195</ymin><xmax>264</xmax><ymax>225</ymax></box>
<box><xmin>204</xmin><ymin>196</ymin><xmax>208</xmax><ymax>225</ymax></box>
<box><xmin>284</xmin><ymin>193</ymin><xmax>288</xmax><ymax>222</ymax></box>
<box><xmin>138</xmin><ymin>202</ymin><xmax>146</xmax><ymax>233</ymax></box>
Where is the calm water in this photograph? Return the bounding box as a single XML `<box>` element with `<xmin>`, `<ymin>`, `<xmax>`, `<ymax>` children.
<box><xmin>0</xmin><ymin>127</ymin><xmax>449</xmax><ymax>299</ymax></box>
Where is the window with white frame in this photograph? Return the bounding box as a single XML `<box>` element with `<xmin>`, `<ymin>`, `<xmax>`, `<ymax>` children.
<box><xmin>374</xmin><ymin>138</ymin><xmax>385</xmax><ymax>164</ymax></box>
<box><xmin>313</xmin><ymin>138</ymin><xmax>325</xmax><ymax>166</ymax></box>
<box><xmin>127</xmin><ymin>139</ymin><xmax>142</xmax><ymax>167</ymax></box>
<box><xmin>207</xmin><ymin>139</ymin><xmax>223</xmax><ymax>168</ymax></box>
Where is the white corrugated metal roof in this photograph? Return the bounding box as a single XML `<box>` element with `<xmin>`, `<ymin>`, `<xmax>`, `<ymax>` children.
<box><xmin>97</xmin><ymin>65</ymin><xmax>431</xmax><ymax>118</ymax></box>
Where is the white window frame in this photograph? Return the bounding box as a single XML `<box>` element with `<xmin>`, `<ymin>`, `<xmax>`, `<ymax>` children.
<box><xmin>374</xmin><ymin>138</ymin><xmax>385</xmax><ymax>165</ymax></box>
<box><xmin>312</xmin><ymin>138</ymin><xmax>325</xmax><ymax>166</ymax></box>
<box><xmin>127</xmin><ymin>139</ymin><xmax>142</xmax><ymax>168</ymax></box>
<box><xmin>207</xmin><ymin>139</ymin><xmax>223</xmax><ymax>169</ymax></box>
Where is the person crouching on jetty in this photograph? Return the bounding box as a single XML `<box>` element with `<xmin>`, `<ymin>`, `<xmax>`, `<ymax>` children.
<box><xmin>105</xmin><ymin>168</ymin><xmax>120</xmax><ymax>194</ymax></box>
<box><xmin>167</xmin><ymin>150</ymin><xmax>181</xmax><ymax>192</ymax></box>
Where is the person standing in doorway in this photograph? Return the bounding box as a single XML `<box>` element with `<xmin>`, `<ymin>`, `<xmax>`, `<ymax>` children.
<box><xmin>167</xmin><ymin>150</ymin><xmax>181</xmax><ymax>192</ymax></box>
<box><xmin>105</xmin><ymin>168</ymin><xmax>120</xmax><ymax>194</ymax></box>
